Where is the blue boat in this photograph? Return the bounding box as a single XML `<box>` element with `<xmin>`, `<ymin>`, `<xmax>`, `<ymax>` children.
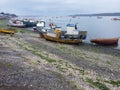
<box><xmin>23</xmin><ymin>19</ymin><xmax>38</xmax><ymax>27</ymax></box>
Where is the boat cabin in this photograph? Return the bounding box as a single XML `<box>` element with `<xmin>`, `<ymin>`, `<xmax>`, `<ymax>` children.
<box><xmin>45</xmin><ymin>24</ymin><xmax>87</xmax><ymax>40</ymax></box>
<box><xmin>64</xmin><ymin>24</ymin><xmax>87</xmax><ymax>39</ymax></box>
<box><xmin>37</xmin><ymin>21</ymin><xmax>45</xmax><ymax>27</ymax></box>
<box><xmin>66</xmin><ymin>24</ymin><xmax>78</xmax><ymax>35</ymax></box>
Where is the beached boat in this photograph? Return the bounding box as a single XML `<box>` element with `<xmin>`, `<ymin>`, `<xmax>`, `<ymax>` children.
<box><xmin>33</xmin><ymin>20</ymin><xmax>45</xmax><ymax>31</ymax></box>
<box><xmin>23</xmin><ymin>19</ymin><xmax>38</xmax><ymax>27</ymax></box>
<box><xmin>33</xmin><ymin>20</ymin><xmax>56</xmax><ymax>34</ymax></box>
<box><xmin>8</xmin><ymin>19</ymin><xmax>25</xmax><ymax>28</ymax></box>
<box><xmin>42</xmin><ymin>24</ymin><xmax>87</xmax><ymax>44</ymax></box>
<box><xmin>0</xmin><ymin>28</ymin><xmax>17</xmax><ymax>34</ymax></box>
<box><xmin>90</xmin><ymin>38</ymin><xmax>119</xmax><ymax>45</ymax></box>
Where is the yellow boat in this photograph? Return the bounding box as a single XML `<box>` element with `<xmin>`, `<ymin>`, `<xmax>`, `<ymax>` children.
<box><xmin>43</xmin><ymin>33</ymin><xmax>83</xmax><ymax>44</ymax></box>
<box><xmin>0</xmin><ymin>28</ymin><xmax>17</xmax><ymax>34</ymax></box>
<box><xmin>42</xmin><ymin>24</ymin><xmax>87</xmax><ymax>44</ymax></box>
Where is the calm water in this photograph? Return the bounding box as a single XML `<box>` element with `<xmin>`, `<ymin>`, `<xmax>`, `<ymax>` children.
<box><xmin>25</xmin><ymin>16</ymin><xmax>120</xmax><ymax>49</ymax></box>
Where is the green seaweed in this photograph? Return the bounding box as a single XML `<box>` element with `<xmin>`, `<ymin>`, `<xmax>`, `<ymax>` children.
<box><xmin>86</xmin><ymin>78</ymin><xmax>110</xmax><ymax>90</ymax></box>
<box><xmin>105</xmin><ymin>80</ymin><xmax>120</xmax><ymax>87</ymax></box>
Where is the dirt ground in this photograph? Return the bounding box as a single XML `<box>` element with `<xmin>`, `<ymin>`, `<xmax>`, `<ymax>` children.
<box><xmin>0</xmin><ymin>30</ymin><xmax>120</xmax><ymax>90</ymax></box>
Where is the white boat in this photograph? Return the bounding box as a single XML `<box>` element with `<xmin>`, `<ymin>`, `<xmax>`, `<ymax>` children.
<box><xmin>8</xmin><ymin>19</ymin><xmax>25</xmax><ymax>28</ymax></box>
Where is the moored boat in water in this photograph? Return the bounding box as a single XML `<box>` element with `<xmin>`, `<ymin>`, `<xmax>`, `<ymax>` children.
<box><xmin>90</xmin><ymin>38</ymin><xmax>119</xmax><ymax>45</ymax></box>
<box><xmin>112</xmin><ymin>18</ymin><xmax>120</xmax><ymax>21</ymax></box>
<box><xmin>97</xmin><ymin>16</ymin><xmax>102</xmax><ymax>19</ymax></box>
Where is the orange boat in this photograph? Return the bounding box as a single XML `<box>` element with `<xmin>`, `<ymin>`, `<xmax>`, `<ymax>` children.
<box><xmin>90</xmin><ymin>38</ymin><xmax>119</xmax><ymax>45</ymax></box>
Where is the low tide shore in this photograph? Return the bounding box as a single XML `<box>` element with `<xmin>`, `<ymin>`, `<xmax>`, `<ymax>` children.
<box><xmin>0</xmin><ymin>20</ymin><xmax>120</xmax><ymax>90</ymax></box>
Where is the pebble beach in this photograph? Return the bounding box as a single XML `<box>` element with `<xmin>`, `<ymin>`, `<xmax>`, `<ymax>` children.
<box><xmin>0</xmin><ymin>20</ymin><xmax>120</xmax><ymax>90</ymax></box>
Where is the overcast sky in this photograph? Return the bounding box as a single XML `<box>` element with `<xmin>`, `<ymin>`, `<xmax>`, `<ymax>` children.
<box><xmin>0</xmin><ymin>0</ymin><xmax>120</xmax><ymax>16</ymax></box>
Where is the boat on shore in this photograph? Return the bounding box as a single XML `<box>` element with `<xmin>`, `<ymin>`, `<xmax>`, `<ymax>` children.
<box><xmin>8</xmin><ymin>19</ymin><xmax>25</xmax><ymax>28</ymax></box>
<box><xmin>0</xmin><ymin>28</ymin><xmax>17</xmax><ymax>34</ymax></box>
<box><xmin>90</xmin><ymin>38</ymin><xmax>119</xmax><ymax>45</ymax></box>
<box><xmin>42</xmin><ymin>24</ymin><xmax>87</xmax><ymax>44</ymax></box>
<box><xmin>33</xmin><ymin>20</ymin><xmax>46</xmax><ymax>32</ymax></box>
<box><xmin>23</xmin><ymin>19</ymin><xmax>38</xmax><ymax>27</ymax></box>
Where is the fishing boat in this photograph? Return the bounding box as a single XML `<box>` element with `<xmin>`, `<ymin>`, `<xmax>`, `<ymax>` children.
<box><xmin>33</xmin><ymin>20</ymin><xmax>48</xmax><ymax>35</ymax></box>
<box><xmin>90</xmin><ymin>38</ymin><xmax>119</xmax><ymax>45</ymax></box>
<box><xmin>0</xmin><ymin>28</ymin><xmax>17</xmax><ymax>34</ymax></box>
<box><xmin>42</xmin><ymin>24</ymin><xmax>87</xmax><ymax>44</ymax></box>
<box><xmin>23</xmin><ymin>19</ymin><xmax>38</xmax><ymax>27</ymax></box>
<box><xmin>8</xmin><ymin>19</ymin><xmax>25</xmax><ymax>28</ymax></box>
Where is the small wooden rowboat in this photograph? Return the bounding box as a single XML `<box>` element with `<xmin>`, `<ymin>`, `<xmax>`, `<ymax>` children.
<box><xmin>90</xmin><ymin>38</ymin><xmax>119</xmax><ymax>45</ymax></box>
<box><xmin>0</xmin><ymin>28</ymin><xmax>17</xmax><ymax>34</ymax></box>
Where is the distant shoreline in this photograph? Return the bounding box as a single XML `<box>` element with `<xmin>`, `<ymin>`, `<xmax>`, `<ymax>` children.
<box><xmin>69</xmin><ymin>12</ymin><xmax>120</xmax><ymax>17</ymax></box>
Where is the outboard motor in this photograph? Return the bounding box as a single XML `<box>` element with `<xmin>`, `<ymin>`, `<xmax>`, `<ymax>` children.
<box><xmin>79</xmin><ymin>31</ymin><xmax>87</xmax><ymax>39</ymax></box>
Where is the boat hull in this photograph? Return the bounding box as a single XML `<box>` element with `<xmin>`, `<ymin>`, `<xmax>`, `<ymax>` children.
<box><xmin>90</xmin><ymin>38</ymin><xmax>119</xmax><ymax>45</ymax></box>
<box><xmin>0</xmin><ymin>29</ymin><xmax>17</xmax><ymax>34</ymax></box>
<box><xmin>8</xmin><ymin>20</ymin><xmax>25</xmax><ymax>28</ymax></box>
<box><xmin>43</xmin><ymin>34</ymin><xmax>82</xmax><ymax>44</ymax></box>
<box><xmin>23</xmin><ymin>21</ymin><xmax>37</xmax><ymax>27</ymax></box>
<box><xmin>9</xmin><ymin>25</ymin><xmax>25</xmax><ymax>28</ymax></box>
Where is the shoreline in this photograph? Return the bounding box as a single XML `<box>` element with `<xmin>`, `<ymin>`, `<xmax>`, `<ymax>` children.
<box><xmin>0</xmin><ymin>20</ymin><xmax>120</xmax><ymax>90</ymax></box>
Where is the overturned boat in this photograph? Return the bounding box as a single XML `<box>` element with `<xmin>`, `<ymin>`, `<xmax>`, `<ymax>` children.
<box><xmin>90</xmin><ymin>38</ymin><xmax>119</xmax><ymax>45</ymax></box>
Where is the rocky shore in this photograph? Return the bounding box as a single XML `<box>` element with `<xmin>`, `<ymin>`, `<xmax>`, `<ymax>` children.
<box><xmin>0</xmin><ymin>29</ymin><xmax>120</xmax><ymax>90</ymax></box>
